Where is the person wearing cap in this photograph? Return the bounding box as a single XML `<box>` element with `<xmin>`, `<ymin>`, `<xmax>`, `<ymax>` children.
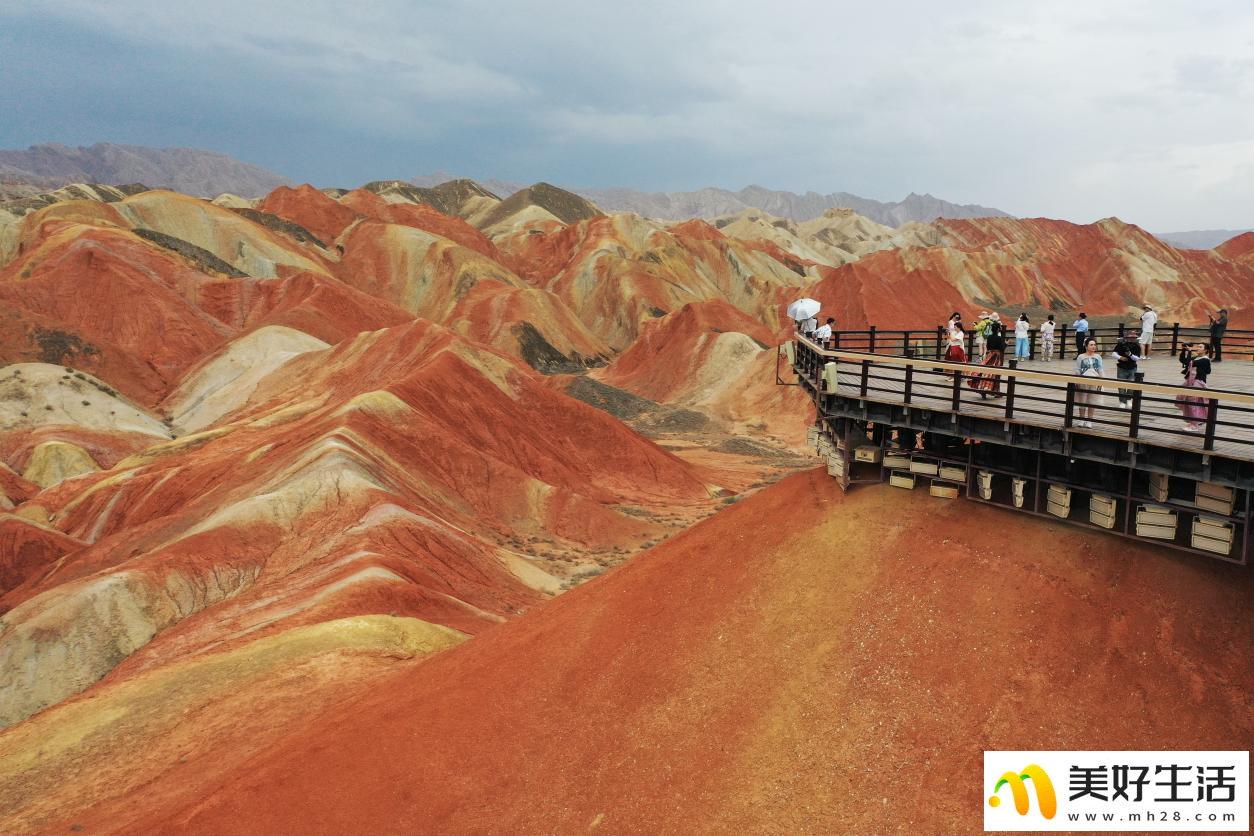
<box><xmin>1208</xmin><ymin>307</ymin><xmax>1229</xmax><ymax>362</ymax></box>
<box><xmin>1139</xmin><ymin>304</ymin><xmax>1157</xmax><ymax>359</ymax></box>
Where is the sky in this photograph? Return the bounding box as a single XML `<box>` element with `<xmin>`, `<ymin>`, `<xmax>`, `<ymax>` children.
<box><xmin>1</xmin><ymin>0</ymin><xmax>1252</xmax><ymax>230</ymax></box>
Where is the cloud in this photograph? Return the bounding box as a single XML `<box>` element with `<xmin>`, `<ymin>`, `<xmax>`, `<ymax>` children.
<box><xmin>2</xmin><ymin>0</ymin><xmax>1253</xmax><ymax>228</ymax></box>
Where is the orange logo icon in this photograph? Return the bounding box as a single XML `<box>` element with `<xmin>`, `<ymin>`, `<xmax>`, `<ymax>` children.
<box><xmin>989</xmin><ymin>764</ymin><xmax>1057</xmax><ymax>819</ymax></box>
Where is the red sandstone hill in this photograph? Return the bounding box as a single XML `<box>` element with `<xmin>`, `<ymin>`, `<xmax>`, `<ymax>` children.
<box><xmin>795</xmin><ymin>216</ymin><xmax>1254</xmax><ymax>329</ymax></box>
<box><xmin>596</xmin><ymin>300</ymin><xmax>809</xmax><ymax>444</ymax></box>
<box><xmin>1</xmin><ymin>180</ymin><xmax>1253</xmax><ymax>834</ymax></box>
<box><xmin>1216</xmin><ymin>230</ymin><xmax>1254</xmax><ymax>263</ymax></box>
<box><xmin>6</xmin><ymin>469</ymin><xmax>1247</xmax><ymax>834</ymax></box>
<box><xmin>0</xmin><ymin>319</ymin><xmax>716</xmax><ymax>731</ymax></box>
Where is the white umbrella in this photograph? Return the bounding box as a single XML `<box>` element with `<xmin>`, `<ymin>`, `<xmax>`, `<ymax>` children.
<box><xmin>787</xmin><ymin>298</ymin><xmax>821</xmax><ymax>321</ymax></box>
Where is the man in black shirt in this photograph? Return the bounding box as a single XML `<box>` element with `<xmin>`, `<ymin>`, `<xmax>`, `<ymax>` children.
<box><xmin>1113</xmin><ymin>330</ymin><xmax>1141</xmax><ymax>407</ymax></box>
<box><xmin>1208</xmin><ymin>308</ymin><xmax>1228</xmax><ymax>362</ymax></box>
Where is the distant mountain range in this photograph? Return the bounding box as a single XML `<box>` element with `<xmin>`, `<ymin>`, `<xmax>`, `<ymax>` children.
<box><xmin>411</xmin><ymin>171</ymin><xmax>1008</xmax><ymax>226</ymax></box>
<box><xmin>1152</xmin><ymin>228</ymin><xmax>1254</xmax><ymax>250</ymax></box>
<box><xmin>0</xmin><ymin>143</ymin><xmax>291</xmax><ymax>198</ymax></box>
<box><xmin>1</xmin><ymin>145</ymin><xmax>1245</xmax><ymax>241</ymax></box>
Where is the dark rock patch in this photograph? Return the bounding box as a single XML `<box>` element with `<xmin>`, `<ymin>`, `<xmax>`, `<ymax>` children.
<box><xmin>233</xmin><ymin>208</ymin><xmax>326</xmax><ymax>248</ymax></box>
<box><xmin>133</xmin><ymin>228</ymin><xmax>247</xmax><ymax>278</ymax></box>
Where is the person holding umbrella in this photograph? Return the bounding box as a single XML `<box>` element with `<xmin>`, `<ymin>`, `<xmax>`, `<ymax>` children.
<box><xmin>787</xmin><ymin>298</ymin><xmax>821</xmax><ymax>337</ymax></box>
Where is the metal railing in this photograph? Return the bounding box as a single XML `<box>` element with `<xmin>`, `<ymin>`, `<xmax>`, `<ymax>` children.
<box><xmin>791</xmin><ymin>335</ymin><xmax>1254</xmax><ymax>459</ymax></box>
<box><xmin>805</xmin><ymin>322</ymin><xmax>1254</xmax><ymax>362</ymax></box>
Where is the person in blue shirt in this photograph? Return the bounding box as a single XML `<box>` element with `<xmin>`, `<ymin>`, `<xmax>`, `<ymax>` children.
<box><xmin>1071</xmin><ymin>312</ymin><xmax>1090</xmax><ymax>355</ymax></box>
<box><xmin>1073</xmin><ymin>337</ymin><xmax>1105</xmax><ymax>428</ymax></box>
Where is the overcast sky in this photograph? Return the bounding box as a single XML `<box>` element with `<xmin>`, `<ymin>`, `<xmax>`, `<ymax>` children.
<box><xmin>2</xmin><ymin>0</ymin><xmax>1252</xmax><ymax>229</ymax></box>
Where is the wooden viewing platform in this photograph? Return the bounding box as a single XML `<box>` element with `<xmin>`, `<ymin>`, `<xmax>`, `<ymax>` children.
<box><xmin>783</xmin><ymin>330</ymin><xmax>1254</xmax><ymax>565</ymax></box>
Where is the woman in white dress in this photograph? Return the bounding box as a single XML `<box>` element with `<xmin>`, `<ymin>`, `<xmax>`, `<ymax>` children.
<box><xmin>1073</xmin><ymin>338</ymin><xmax>1105</xmax><ymax>428</ymax></box>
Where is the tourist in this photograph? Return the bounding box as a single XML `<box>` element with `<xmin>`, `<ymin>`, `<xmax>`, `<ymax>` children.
<box><xmin>968</xmin><ymin>312</ymin><xmax>1006</xmax><ymax>397</ymax></box>
<box><xmin>974</xmin><ymin>311</ymin><xmax>991</xmax><ymax>361</ymax></box>
<box><xmin>1208</xmin><ymin>307</ymin><xmax>1228</xmax><ymax>362</ymax></box>
<box><xmin>1071</xmin><ymin>312</ymin><xmax>1090</xmax><ymax>355</ymax></box>
<box><xmin>814</xmin><ymin>316</ymin><xmax>835</xmax><ymax>345</ymax></box>
<box><xmin>1139</xmin><ymin>304</ymin><xmax>1157</xmax><ymax>360</ymax></box>
<box><xmin>1112</xmin><ymin>329</ymin><xmax>1140</xmax><ymax>408</ymax></box>
<box><xmin>944</xmin><ymin>316</ymin><xmax>967</xmax><ymax>363</ymax></box>
<box><xmin>799</xmin><ymin>315</ymin><xmax>817</xmax><ymax>335</ymax></box>
<box><xmin>1014</xmin><ymin>313</ymin><xmax>1031</xmax><ymax>360</ymax></box>
<box><xmin>1176</xmin><ymin>342</ymin><xmax>1212</xmax><ymax>432</ymax></box>
<box><xmin>1074</xmin><ymin>338</ymin><xmax>1105</xmax><ymax>428</ymax></box>
<box><xmin>1040</xmin><ymin>314</ymin><xmax>1056</xmax><ymax>362</ymax></box>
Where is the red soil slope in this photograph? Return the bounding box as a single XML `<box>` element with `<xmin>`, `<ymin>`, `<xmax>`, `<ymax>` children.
<box><xmin>498</xmin><ymin>214</ymin><xmax>805</xmax><ymax>349</ymax></box>
<box><xmin>255</xmin><ymin>184</ymin><xmax>359</xmax><ymax>244</ymax></box>
<box><xmin>1216</xmin><ymin>231</ymin><xmax>1254</xmax><ymax>263</ymax></box>
<box><xmin>596</xmin><ymin>299</ymin><xmax>809</xmax><ymax>444</ymax></box>
<box><xmin>0</xmin><ymin>320</ymin><xmax>714</xmax><ymax>733</ymax></box>
<box><xmin>63</xmin><ymin>468</ymin><xmax>1251</xmax><ymax>834</ymax></box>
<box><xmin>0</xmin><ymin>222</ymin><xmax>236</xmax><ymax>405</ymax></box>
<box><xmin>601</xmin><ymin>298</ymin><xmax>776</xmax><ymax>402</ymax></box>
<box><xmin>339</xmin><ymin>188</ymin><xmax>503</xmax><ymax>261</ymax></box>
<box><xmin>786</xmin><ymin>217</ymin><xmax>1254</xmax><ymax>331</ymax></box>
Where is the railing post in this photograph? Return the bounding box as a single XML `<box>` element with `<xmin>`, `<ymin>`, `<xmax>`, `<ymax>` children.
<box><xmin>967</xmin><ymin>328</ymin><xmax>976</xmax><ymax>359</ymax></box>
<box><xmin>1064</xmin><ymin>382</ymin><xmax>1076</xmax><ymax>428</ymax></box>
<box><xmin>1128</xmin><ymin>372</ymin><xmax>1144</xmax><ymax>439</ymax></box>
<box><xmin>903</xmin><ymin>362</ymin><xmax>913</xmax><ymax>405</ymax></box>
<box><xmin>859</xmin><ymin>359</ymin><xmax>870</xmax><ymax>397</ymax></box>
<box><xmin>1004</xmin><ymin>368</ymin><xmax>1016</xmax><ymax>421</ymax></box>
<box><xmin>834</xmin><ymin>332</ymin><xmax>841</xmax><ymax>349</ymax></box>
<box><xmin>1060</xmin><ymin>324</ymin><xmax>1069</xmax><ymax>360</ymax></box>
<box><xmin>951</xmin><ymin>369</ymin><xmax>962</xmax><ymax>413</ymax></box>
<box><xmin>1118</xmin><ymin>322</ymin><xmax>1125</xmax><ymax>340</ymax></box>
<box><xmin>1171</xmin><ymin>322</ymin><xmax>1180</xmax><ymax>354</ymax></box>
<box><xmin>936</xmin><ymin>326</ymin><xmax>944</xmax><ymax>360</ymax></box>
<box><xmin>1029</xmin><ymin>329</ymin><xmax>1037</xmax><ymax>361</ymax></box>
<box><xmin>868</xmin><ymin>325</ymin><xmax>877</xmax><ymax>354</ymax></box>
<box><xmin>1203</xmin><ymin>398</ymin><xmax>1219</xmax><ymax>451</ymax></box>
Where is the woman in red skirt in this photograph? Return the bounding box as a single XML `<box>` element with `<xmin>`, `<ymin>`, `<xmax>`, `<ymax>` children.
<box><xmin>944</xmin><ymin>317</ymin><xmax>967</xmax><ymax>363</ymax></box>
<box><xmin>968</xmin><ymin>312</ymin><xmax>1006</xmax><ymax>397</ymax></box>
